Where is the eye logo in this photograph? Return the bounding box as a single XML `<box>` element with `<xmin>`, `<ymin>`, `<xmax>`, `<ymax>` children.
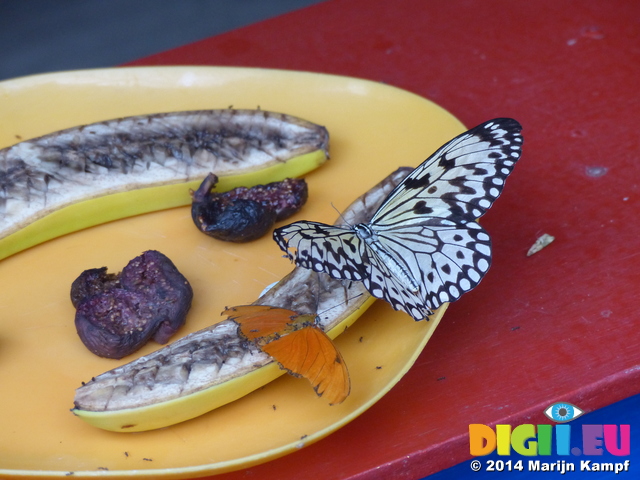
<box><xmin>544</xmin><ymin>402</ymin><xmax>584</xmax><ymax>423</ymax></box>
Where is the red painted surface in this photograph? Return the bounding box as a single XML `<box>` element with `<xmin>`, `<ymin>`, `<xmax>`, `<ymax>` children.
<box><xmin>127</xmin><ymin>1</ymin><xmax>640</xmax><ymax>478</ymax></box>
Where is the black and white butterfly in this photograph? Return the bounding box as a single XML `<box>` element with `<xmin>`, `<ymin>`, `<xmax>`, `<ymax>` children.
<box><xmin>273</xmin><ymin>118</ymin><xmax>523</xmax><ymax>321</ymax></box>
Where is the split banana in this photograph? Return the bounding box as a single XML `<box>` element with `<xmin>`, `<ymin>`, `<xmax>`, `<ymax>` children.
<box><xmin>0</xmin><ymin>109</ymin><xmax>329</xmax><ymax>261</ymax></box>
<box><xmin>72</xmin><ymin>167</ymin><xmax>412</xmax><ymax>432</ymax></box>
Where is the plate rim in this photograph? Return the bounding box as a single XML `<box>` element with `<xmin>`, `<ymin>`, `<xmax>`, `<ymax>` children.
<box><xmin>0</xmin><ymin>65</ymin><xmax>461</xmax><ymax>478</ymax></box>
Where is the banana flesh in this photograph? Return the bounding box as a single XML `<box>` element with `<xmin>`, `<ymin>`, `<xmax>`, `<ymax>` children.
<box><xmin>72</xmin><ymin>167</ymin><xmax>412</xmax><ymax>432</ymax></box>
<box><xmin>0</xmin><ymin>109</ymin><xmax>329</xmax><ymax>261</ymax></box>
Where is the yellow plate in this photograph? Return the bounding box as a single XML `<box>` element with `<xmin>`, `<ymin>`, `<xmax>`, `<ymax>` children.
<box><xmin>0</xmin><ymin>67</ymin><xmax>464</xmax><ymax>478</ymax></box>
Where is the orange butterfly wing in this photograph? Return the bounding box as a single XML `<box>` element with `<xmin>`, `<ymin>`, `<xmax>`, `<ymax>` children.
<box><xmin>223</xmin><ymin>305</ymin><xmax>299</xmax><ymax>341</ymax></box>
<box><xmin>225</xmin><ymin>305</ymin><xmax>350</xmax><ymax>405</ymax></box>
<box><xmin>262</xmin><ymin>326</ymin><xmax>350</xmax><ymax>405</ymax></box>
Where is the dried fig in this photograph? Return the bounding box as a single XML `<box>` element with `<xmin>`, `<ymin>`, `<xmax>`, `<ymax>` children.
<box><xmin>191</xmin><ymin>173</ymin><xmax>308</xmax><ymax>242</ymax></box>
<box><xmin>71</xmin><ymin>250</ymin><xmax>193</xmax><ymax>359</ymax></box>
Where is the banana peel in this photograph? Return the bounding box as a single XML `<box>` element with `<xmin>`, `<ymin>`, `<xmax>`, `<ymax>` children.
<box><xmin>0</xmin><ymin>109</ymin><xmax>329</xmax><ymax>261</ymax></box>
<box><xmin>72</xmin><ymin>167</ymin><xmax>412</xmax><ymax>432</ymax></box>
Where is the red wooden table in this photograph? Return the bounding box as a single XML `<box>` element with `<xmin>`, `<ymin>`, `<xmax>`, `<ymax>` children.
<box><xmin>128</xmin><ymin>1</ymin><xmax>640</xmax><ymax>478</ymax></box>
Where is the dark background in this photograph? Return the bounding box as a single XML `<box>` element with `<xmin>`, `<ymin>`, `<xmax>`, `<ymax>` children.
<box><xmin>0</xmin><ymin>0</ymin><xmax>325</xmax><ymax>81</ymax></box>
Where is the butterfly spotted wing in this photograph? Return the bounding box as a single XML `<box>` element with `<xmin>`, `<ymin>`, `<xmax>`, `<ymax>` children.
<box><xmin>273</xmin><ymin>118</ymin><xmax>523</xmax><ymax>320</ymax></box>
<box><xmin>224</xmin><ymin>305</ymin><xmax>350</xmax><ymax>405</ymax></box>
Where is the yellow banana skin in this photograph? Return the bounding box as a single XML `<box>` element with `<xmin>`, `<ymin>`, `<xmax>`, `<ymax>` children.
<box><xmin>0</xmin><ymin>109</ymin><xmax>329</xmax><ymax>261</ymax></box>
<box><xmin>72</xmin><ymin>167</ymin><xmax>412</xmax><ymax>432</ymax></box>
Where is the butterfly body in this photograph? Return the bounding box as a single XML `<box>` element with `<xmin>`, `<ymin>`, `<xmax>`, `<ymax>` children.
<box><xmin>274</xmin><ymin>119</ymin><xmax>523</xmax><ymax>321</ymax></box>
<box><xmin>354</xmin><ymin>224</ymin><xmax>422</xmax><ymax>294</ymax></box>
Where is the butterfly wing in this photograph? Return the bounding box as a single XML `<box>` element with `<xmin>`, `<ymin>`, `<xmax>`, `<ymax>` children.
<box><xmin>365</xmin><ymin>222</ymin><xmax>492</xmax><ymax>320</ymax></box>
<box><xmin>224</xmin><ymin>305</ymin><xmax>299</xmax><ymax>341</ymax></box>
<box><xmin>261</xmin><ymin>326</ymin><xmax>350</xmax><ymax>405</ymax></box>
<box><xmin>273</xmin><ymin>221</ymin><xmax>368</xmax><ymax>283</ymax></box>
<box><xmin>226</xmin><ymin>305</ymin><xmax>350</xmax><ymax>404</ymax></box>
<box><xmin>371</xmin><ymin>118</ymin><xmax>523</xmax><ymax>227</ymax></box>
<box><xmin>363</xmin><ymin>118</ymin><xmax>521</xmax><ymax>318</ymax></box>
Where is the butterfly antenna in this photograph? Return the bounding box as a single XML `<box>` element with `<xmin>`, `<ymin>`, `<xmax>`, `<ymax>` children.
<box><xmin>331</xmin><ymin>202</ymin><xmax>353</xmax><ymax>227</ymax></box>
<box><xmin>316</xmin><ymin>292</ymin><xmax>366</xmax><ymax>323</ymax></box>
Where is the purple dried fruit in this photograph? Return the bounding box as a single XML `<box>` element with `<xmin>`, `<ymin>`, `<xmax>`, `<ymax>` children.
<box><xmin>71</xmin><ymin>250</ymin><xmax>193</xmax><ymax>359</ymax></box>
<box><xmin>190</xmin><ymin>173</ymin><xmax>308</xmax><ymax>242</ymax></box>
<box><xmin>70</xmin><ymin>267</ymin><xmax>120</xmax><ymax>308</ymax></box>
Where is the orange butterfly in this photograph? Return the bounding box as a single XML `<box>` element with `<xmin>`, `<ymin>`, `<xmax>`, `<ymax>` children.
<box><xmin>223</xmin><ymin>305</ymin><xmax>350</xmax><ymax>405</ymax></box>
